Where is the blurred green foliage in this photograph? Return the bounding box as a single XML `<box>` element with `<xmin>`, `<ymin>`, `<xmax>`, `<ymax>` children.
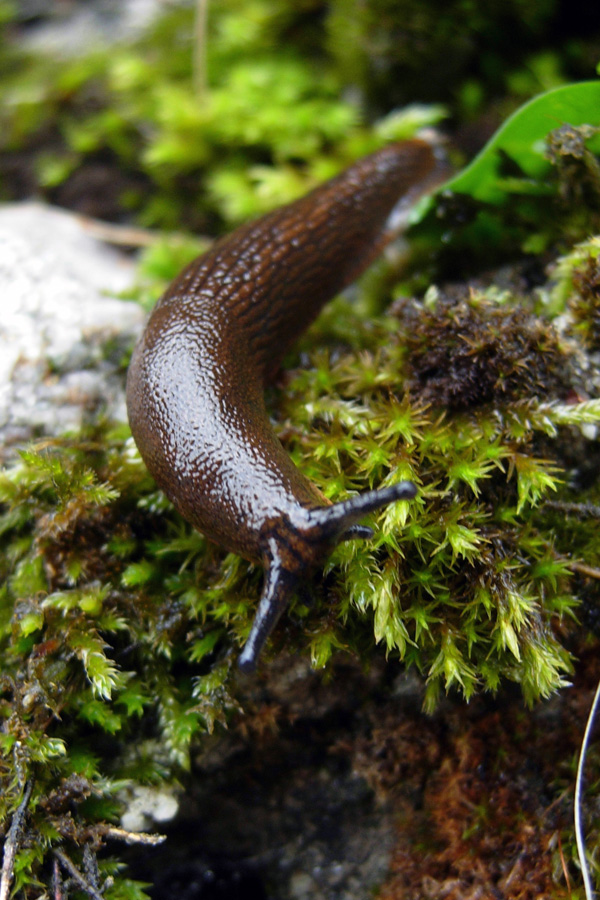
<box><xmin>0</xmin><ymin>0</ymin><xmax>597</xmax><ymax>232</ymax></box>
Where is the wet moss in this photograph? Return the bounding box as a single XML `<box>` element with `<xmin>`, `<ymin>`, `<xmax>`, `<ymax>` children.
<box><xmin>395</xmin><ymin>289</ymin><xmax>573</xmax><ymax>410</ymax></box>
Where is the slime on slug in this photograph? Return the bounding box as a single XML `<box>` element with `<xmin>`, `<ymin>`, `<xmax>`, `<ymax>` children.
<box><xmin>126</xmin><ymin>139</ymin><xmax>441</xmax><ymax>671</ymax></box>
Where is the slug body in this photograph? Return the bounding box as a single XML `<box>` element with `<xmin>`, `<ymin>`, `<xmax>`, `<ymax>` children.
<box><xmin>127</xmin><ymin>140</ymin><xmax>438</xmax><ymax>671</ymax></box>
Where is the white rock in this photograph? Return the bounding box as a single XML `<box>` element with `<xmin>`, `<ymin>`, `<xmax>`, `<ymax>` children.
<box><xmin>20</xmin><ymin>0</ymin><xmax>191</xmax><ymax>57</ymax></box>
<box><xmin>0</xmin><ymin>202</ymin><xmax>144</xmax><ymax>456</ymax></box>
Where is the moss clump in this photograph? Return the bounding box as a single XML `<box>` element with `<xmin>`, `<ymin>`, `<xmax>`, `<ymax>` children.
<box><xmin>370</xmin><ymin>666</ymin><xmax>600</xmax><ymax>900</ymax></box>
<box><xmin>546</xmin><ymin>123</ymin><xmax>600</xmax><ymax>211</ymax></box>
<box><xmin>0</xmin><ymin>434</ymin><xmax>242</xmax><ymax>896</ymax></box>
<box><xmin>549</xmin><ymin>236</ymin><xmax>600</xmax><ymax>352</ymax></box>
<box><xmin>570</xmin><ymin>254</ymin><xmax>600</xmax><ymax>349</ymax></box>
<box><xmin>1</xmin><ymin>2</ymin><xmax>600</xmax><ymax>894</ymax></box>
<box><xmin>394</xmin><ymin>288</ymin><xmax>572</xmax><ymax>410</ymax></box>
<box><xmin>2</xmin><ymin>276</ymin><xmax>598</xmax><ymax>890</ymax></box>
<box><xmin>277</xmin><ymin>280</ymin><xmax>600</xmax><ymax>710</ymax></box>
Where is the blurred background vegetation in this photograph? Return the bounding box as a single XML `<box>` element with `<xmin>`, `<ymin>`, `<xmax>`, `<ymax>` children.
<box><xmin>1</xmin><ymin>0</ymin><xmax>599</xmax><ymax>233</ymax></box>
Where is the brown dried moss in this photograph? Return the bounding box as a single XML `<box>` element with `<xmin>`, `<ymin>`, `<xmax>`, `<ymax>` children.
<box><xmin>394</xmin><ymin>290</ymin><xmax>572</xmax><ymax>411</ymax></box>
<box><xmin>368</xmin><ymin>648</ymin><xmax>600</xmax><ymax>899</ymax></box>
<box><xmin>570</xmin><ymin>254</ymin><xmax>600</xmax><ymax>350</ymax></box>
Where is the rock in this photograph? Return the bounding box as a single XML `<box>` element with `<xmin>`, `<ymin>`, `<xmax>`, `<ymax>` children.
<box><xmin>0</xmin><ymin>201</ymin><xmax>143</xmax><ymax>458</ymax></box>
<box><xmin>135</xmin><ymin>659</ymin><xmax>404</xmax><ymax>900</ymax></box>
<box><xmin>18</xmin><ymin>0</ymin><xmax>189</xmax><ymax>57</ymax></box>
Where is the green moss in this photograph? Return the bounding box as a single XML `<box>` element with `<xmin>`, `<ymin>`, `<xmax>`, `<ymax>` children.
<box><xmin>549</xmin><ymin>235</ymin><xmax>600</xmax><ymax>349</ymax></box>
<box><xmin>277</xmin><ymin>285</ymin><xmax>598</xmax><ymax>710</ymax></box>
<box><xmin>5</xmin><ymin>268</ymin><xmax>596</xmax><ymax>886</ymax></box>
<box><xmin>0</xmin><ymin>5</ymin><xmax>368</xmax><ymax>231</ymax></box>
<box><xmin>3</xmin><ymin>242</ymin><xmax>597</xmax><ymax>885</ymax></box>
<box><xmin>0</xmin><ymin>436</ymin><xmax>242</xmax><ymax>893</ymax></box>
<box><xmin>0</xmin><ymin>0</ymin><xmax>596</xmax><ymax>235</ymax></box>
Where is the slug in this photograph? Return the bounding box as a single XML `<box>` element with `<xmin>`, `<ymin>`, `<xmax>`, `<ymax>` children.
<box><xmin>126</xmin><ymin>139</ymin><xmax>439</xmax><ymax>672</ymax></box>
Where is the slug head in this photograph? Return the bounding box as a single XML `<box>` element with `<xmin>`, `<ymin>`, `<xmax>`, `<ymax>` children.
<box><xmin>237</xmin><ymin>480</ymin><xmax>417</xmax><ymax>672</ymax></box>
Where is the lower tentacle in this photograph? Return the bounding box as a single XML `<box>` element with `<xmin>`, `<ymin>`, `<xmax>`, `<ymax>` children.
<box><xmin>238</xmin><ymin>481</ymin><xmax>417</xmax><ymax>672</ymax></box>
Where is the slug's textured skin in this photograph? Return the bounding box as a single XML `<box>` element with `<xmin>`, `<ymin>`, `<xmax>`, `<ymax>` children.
<box><xmin>127</xmin><ymin>139</ymin><xmax>438</xmax><ymax>671</ymax></box>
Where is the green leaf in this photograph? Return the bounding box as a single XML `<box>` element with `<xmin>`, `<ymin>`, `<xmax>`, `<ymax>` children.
<box><xmin>371</xmin><ymin>567</ymin><xmax>413</xmax><ymax>655</ymax></box>
<box><xmin>105</xmin><ymin>878</ymin><xmax>152</xmax><ymax>900</ymax></box>
<box><xmin>188</xmin><ymin>630</ymin><xmax>222</xmax><ymax>662</ymax></box>
<box><xmin>447</xmin><ymin>455</ymin><xmax>496</xmax><ymax>495</ymax></box>
<box><xmin>443</xmin><ymin>81</ymin><xmax>600</xmax><ymax>204</ymax></box>
<box><xmin>25</xmin><ymin>732</ymin><xmax>67</xmax><ymax>761</ymax></box>
<box><xmin>309</xmin><ymin>630</ymin><xmax>346</xmax><ymax>669</ymax></box>
<box><xmin>427</xmin><ymin>630</ymin><xmax>478</xmax><ymax>697</ymax></box>
<box><xmin>542</xmin><ymin>398</ymin><xmax>600</xmax><ymax>428</ymax></box>
<box><xmin>511</xmin><ymin>454</ymin><xmax>561</xmax><ymax>512</ymax></box>
<box><xmin>445</xmin><ymin>522</ymin><xmax>484</xmax><ymax>561</ymax></box>
<box><xmin>78</xmin><ymin>698</ymin><xmax>124</xmax><ymax>734</ymax></box>
<box><xmin>117</xmin><ymin>685</ymin><xmax>151</xmax><ymax>717</ymax></box>
<box><xmin>121</xmin><ymin>560</ymin><xmax>156</xmax><ymax>587</ymax></box>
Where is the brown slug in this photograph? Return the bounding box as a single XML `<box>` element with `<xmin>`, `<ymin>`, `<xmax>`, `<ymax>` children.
<box><xmin>126</xmin><ymin>139</ymin><xmax>439</xmax><ymax>672</ymax></box>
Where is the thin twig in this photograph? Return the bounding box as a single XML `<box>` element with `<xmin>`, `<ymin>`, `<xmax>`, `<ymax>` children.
<box><xmin>104</xmin><ymin>825</ymin><xmax>167</xmax><ymax>846</ymax></box>
<box><xmin>53</xmin><ymin>849</ymin><xmax>105</xmax><ymax>900</ymax></box>
<box><xmin>78</xmin><ymin>216</ymin><xmax>162</xmax><ymax>248</ymax></box>
<box><xmin>558</xmin><ymin>830</ymin><xmax>573</xmax><ymax>900</ymax></box>
<box><xmin>77</xmin><ymin>214</ymin><xmax>211</xmax><ymax>250</ymax></box>
<box><xmin>0</xmin><ymin>780</ymin><xmax>33</xmax><ymax>900</ymax></box>
<box><xmin>570</xmin><ymin>561</ymin><xmax>600</xmax><ymax>581</ymax></box>
<box><xmin>575</xmin><ymin>678</ymin><xmax>600</xmax><ymax>900</ymax></box>
<box><xmin>53</xmin><ymin>856</ymin><xmax>63</xmax><ymax>900</ymax></box>
<box><xmin>545</xmin><ymin>501</ymin><xmax>600</xmax><ymax>519</ymax></box>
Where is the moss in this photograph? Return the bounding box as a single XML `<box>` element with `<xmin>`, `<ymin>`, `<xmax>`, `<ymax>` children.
<box><xmin>326</xmin><ymin>0</ymin><xmax>561</xmax><ymax>110</ymax></box>
<box><xmin>371</xmin><ymin>663</ymin><xmax>600</xmax><ymax>899</ymax></box>
<box><xmin>0</xmin><ymin>1</ymin><xmax>598</xmax><ymax>233</ymax></box>
<box><xmin>570</xmin><ymin>255</ymin><xmax>600</xmax><ymax>349</ymax></box>
<box><xmin>549</xmin><ymin>235</ymin><xmax>600</xmax><ymax>351</ymax></box>
<box><xmin>546</xmin><ymin>123</ymin><xmax>600</xmax><ymax>210</ymax></box>
<box><xmin>395</xmin><ymin>288</ymin><xmax>572</xmax><ymax>410</ymax></box>
<box><xmin>3</xmin><ymin>261</ymin><xmax>599</xmax><ymax>890</ymax></box>
<box><xmin>0</xmin><ymin>434</ymin><xmax>242</xmax><ymax>895</ymax></box>
<box><xmin>277</xmin><ymin>288</ymin><xmax>599</xmax><ymax>710</ymax></box>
